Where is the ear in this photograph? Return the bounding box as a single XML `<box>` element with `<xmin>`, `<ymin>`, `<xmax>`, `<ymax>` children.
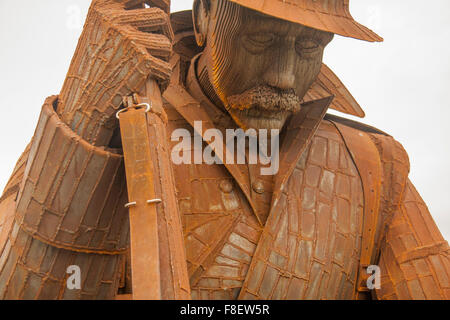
<box><xmin>193</xmin><ymin>0</ymin><xmax>210</xmax><ymax>47</ymax></box>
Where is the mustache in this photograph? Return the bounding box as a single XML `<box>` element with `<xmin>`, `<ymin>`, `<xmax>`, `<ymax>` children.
<box><xmin>226</xmin><ymin>85</ymin><xmax>302</xmax><ymax>113</ymax></box>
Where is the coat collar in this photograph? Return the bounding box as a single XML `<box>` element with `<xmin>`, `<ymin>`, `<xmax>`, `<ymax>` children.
<box><xmin>163</xmin><ymin>54</ymin><xmax>334</xmax><ymax>226</ymax></box>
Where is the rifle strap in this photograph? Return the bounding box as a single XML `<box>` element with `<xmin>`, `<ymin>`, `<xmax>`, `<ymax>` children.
<box><xmin>331</xmin><ymin>121</ymin><xmax>383</xmax><ymax>300</ymax></box>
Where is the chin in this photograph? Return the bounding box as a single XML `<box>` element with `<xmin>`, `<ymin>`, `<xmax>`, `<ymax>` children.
<box><xmin>230</xmin><ymin>109</ymin><xmax>290</xmax><ymax>133</ymax></box>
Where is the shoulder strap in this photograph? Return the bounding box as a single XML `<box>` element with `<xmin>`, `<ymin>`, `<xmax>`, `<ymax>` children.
<box><xmin>325</xmin><ymin>114</ymin><xmax>390</xmax><ymax>136</ymax></box>
<box><xmin>330</xmin><ymin>121</ymin><xmax>383</xmax><ymax>299</ymax></box>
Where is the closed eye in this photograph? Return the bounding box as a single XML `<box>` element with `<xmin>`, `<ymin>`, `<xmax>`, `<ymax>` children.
<box><xmin>246</xmin><ymin>33</ymin><xmax>276</xmax><ymax>47</ymax></box>
<box><xmin>296</xmin><ymin>39</ymin><xmax>320</xmax><ymax>53</ymax></box>
<box><xmin>295</xmin><ymin>39</ymin><xmax>323</xmax><ymax>59</ymax></box>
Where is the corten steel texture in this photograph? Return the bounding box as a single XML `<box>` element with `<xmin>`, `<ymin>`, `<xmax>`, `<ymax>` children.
<box><xmin>57</xmin><ymin>0</ymin><xmax>174</xmax><ymax>147</ymax></box>
<box><xmin>165</xmin><ymin>63</ymin><xmax>367</xmax><ymax>299</ymax></box>
<box><xmin>119</xmin><ymin>105</ymin><xmax>162</xmax><ymax>300</ymax></box>
<box><xmin>140</xmin><ymin>81</ymin><xmax>192</xmax><ymax>300</ymax></box>
<box><xmin>172</xmin><ymin>10</ymin><xmax>365</xmax><ymax>118</ymax></box>
<box><xmin>0</xmin><ymin>97</ymin><xmax>127</xmax><ymax>299</ymax></box>
<box><xmin>330</xmin><ymin>122</ymin><xmax>383</xmax><ymax>298</ymax></box>
<box><xmin>114</xmin><ymin>0</ymin><xmax>191</xmax><ymax>299</ymax></box>
<box><xmin>14</xmin><ymin>99</ymin><xmax>129</xmax><ymax>255</ymax></box>
<box><xmin>0</xmin><ymin>0</ymin><xmax>449</xmax><ymax>300</ymax></box>
<box><xmin>118</xmin><ymin>83</ymin><xmax>190</xmax><ymax>300</ymax></box>
<box><xmin>229</xmin><ymin>0</ymin><xmax>383</xmax><ymax>42</ymax></box>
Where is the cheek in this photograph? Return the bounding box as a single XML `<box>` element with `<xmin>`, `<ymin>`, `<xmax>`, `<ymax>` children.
<box><xmin>293</xmin><ymin>57</ymin><xmax>323</xmax><ymax>96</ymax></box>
<box><xmin>215</xmin><ymin>43</ymin><xmax>266</xmax><ymax>96</ymax></box>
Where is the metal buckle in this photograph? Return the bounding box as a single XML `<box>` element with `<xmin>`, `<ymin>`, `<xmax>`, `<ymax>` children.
<box><xmin>124</xmin><ymin>198</ymin><xmax>162</xmax><ymax>209</ymax></box>
<box><xmin>116</xmin><ymin>103</ymin><xmax>152</xmax><ymax>120</ymax></box>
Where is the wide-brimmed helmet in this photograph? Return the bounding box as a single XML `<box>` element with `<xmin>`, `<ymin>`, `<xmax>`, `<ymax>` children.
<box><xmin>229</xmin><ymin>0</ymin><xmax>383</xmax><ymax>42</ymax></box>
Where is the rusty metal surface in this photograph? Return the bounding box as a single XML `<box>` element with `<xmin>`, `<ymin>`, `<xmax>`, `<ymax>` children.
<box><xmin>57</xmin><ymin>0</ymin><xmax>173</xmax><ymax>146</ymax></box>
<box><xmin>142</xmin><ymin>81</ymin><xmax>191</xmax><ymax>299</ymax></box>
<box><xmin>119</xmin><ymin>105</ymin><xmax>162</xmax><ymax>299</ymax></box>
<box><xmin>332</xmin><ymin>122</ymin><xmax>383</xmax><ymax>299</ymax></box>
<box><xmin>171</xmin><ymin>10</ymin><xmax>365</xmax><ymax>118</ymax></box>
<box><xmin>0</xmin><ymin>100</ymin><xmax>126</xmax><ymax>300</ymax></box>
<box><xmin>304</xmin><ymin>63</ymin><xmax>365</xmax><ymax>118</ymax></box>
<box><xmin>14</xmin><ymin>98</ymin><xmax>128</xmax><ymax>255</ymax></box>
<box><xmin>229</xmin><ymin>0</ymin><xmax>383</xmax><ymax>42</ymax></box>
<box><xmin>118</xmin><ymin>83</ymin><xmax>190</xmax><ymax>299</ymax></box>
<box><xmin>21</xmin><ymin>98</ymin><xmax>126</xmax><ymax>253</ymax></box>
<box><xmin>0</xmin><ymin>0</ymin><xmax>449</xmax><ymax>300</ymax></box>
<box><xmin>166</xmin><ymin>64</ymin><xmax>367</xmax><ymax>299</ymax></box>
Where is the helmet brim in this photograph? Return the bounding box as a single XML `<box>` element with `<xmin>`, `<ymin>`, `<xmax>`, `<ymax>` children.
<box><xmin>229</xmin><ymin>0</ymin><xmax>383</xmax><ymax>42</ymax></box>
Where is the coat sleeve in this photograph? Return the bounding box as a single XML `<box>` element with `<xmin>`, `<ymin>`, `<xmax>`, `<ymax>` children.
<box><xmin>0</xmin><ymin>96</ymin><xmax>129</xmax><ymax>299</ymax></box>
<box><xmin>0</xmin><ymin>0</ymin><xmax>174</xmax><ymax>299</ymax></box>
<box><xmin>369</xmin><ymin>133</ymin><xmax>450</xmax><ymax>300</ymax></box>
<box><xmin>370</xmin><ymin>132</ymin><xmax>450</xmax><ymax>301</ymax></box>
<box><xmin>375</xmin><ymin>179</ymin><xmax>450</xmax><ymax>300</ymax></box>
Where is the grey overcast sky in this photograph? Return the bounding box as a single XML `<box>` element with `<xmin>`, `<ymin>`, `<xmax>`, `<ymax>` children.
<box><xmin>0</xmin><ymin>0</ymin><xmax>449</xmax><ymax>241</ymax></box>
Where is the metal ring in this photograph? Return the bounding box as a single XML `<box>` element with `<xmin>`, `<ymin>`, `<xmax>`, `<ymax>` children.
<box><xmin>124</xmin><ymin>202</ymin><xmax>137</xmax><ymax>209</ymax></box>
<box><xmin>116</xmin><ymin>103</ymin><xmax>152</xmax><ymax>119</ymax></box>
<box><xmin>147</xmin><ymin>199</ymin><xmax>162</xmax><ymax>205</ymax></box>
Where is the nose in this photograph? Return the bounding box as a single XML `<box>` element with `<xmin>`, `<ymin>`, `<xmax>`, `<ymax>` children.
<box><xmin>262</xmin><ymin>40</ymin><xmax>297</xmax><ymax>90</ymax></box>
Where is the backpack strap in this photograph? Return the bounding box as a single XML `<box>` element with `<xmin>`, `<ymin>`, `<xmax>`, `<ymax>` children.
<box><xmin>330</xmin><ymin>121</ymin><xmax>383</xmax><ymax>299</ymax></box>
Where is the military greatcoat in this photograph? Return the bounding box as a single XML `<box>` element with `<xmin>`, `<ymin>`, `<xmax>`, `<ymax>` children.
<box><xmin>0</xmin><ymin>9</ymin><xmax>448</xmax><ymax>300</ymax></box>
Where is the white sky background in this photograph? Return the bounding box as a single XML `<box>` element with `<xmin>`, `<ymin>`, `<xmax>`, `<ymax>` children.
<box><xmin>0</xmin><ymin>0</ymin><xmax>449</xmax><ymax>241</ymax></box>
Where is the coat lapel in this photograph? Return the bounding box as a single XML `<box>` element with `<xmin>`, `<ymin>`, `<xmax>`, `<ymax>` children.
<box><xmin>163</xmin><ymin>83</ymin><xmax>260</xmax><ymax>222</ymax></box>
<box><xmin>271</xmin><ymin>96</ymin><xmax>334</xmax><ymax>211</ymax></box>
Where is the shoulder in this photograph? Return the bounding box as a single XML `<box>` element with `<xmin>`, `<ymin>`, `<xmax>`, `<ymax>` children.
<box><xmin>324</xmin><ymin>113</ymin><xmax>410</xmax><ymax>171</ymax></box>
<box><xmin>323</xmin><ymin>114</ymin><xmax>411</xmax><ymax>211</ymax></box>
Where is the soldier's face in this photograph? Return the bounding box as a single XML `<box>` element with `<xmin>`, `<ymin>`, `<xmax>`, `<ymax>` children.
<box><xmin>197</xmin><ymin>0</ymin><xmax>333</xmax><ymax>132</ymax></box>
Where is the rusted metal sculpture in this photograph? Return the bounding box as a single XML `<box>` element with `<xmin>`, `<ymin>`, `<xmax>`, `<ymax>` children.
<box><xmin>0</xmin><ymin>0</ymin><xmax>448</xmax><ymax>300</ymax></box>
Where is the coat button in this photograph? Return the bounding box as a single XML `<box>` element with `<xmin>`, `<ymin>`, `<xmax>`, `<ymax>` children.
<box><xmin>220</xmin><ymin>180</ymin><xmax>234</xmax><ymax>193</ymax></box>
<box><xmin>252</xmin><ymin>180</ymin><xmax>265</xmax><ymax>194</ymax></box>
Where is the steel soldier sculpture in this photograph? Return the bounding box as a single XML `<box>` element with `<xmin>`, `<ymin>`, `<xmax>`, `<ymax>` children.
<box><xmin>0</xmin><ymin>0</ymin><xmax>448</xmax><ymax>300</ymax></box>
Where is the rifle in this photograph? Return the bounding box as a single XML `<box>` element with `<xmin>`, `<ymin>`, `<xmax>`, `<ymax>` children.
<box><xmin>116</xmin><ymin>0</ymin><xmax>190</xmax><ymax>300</ymax></box>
